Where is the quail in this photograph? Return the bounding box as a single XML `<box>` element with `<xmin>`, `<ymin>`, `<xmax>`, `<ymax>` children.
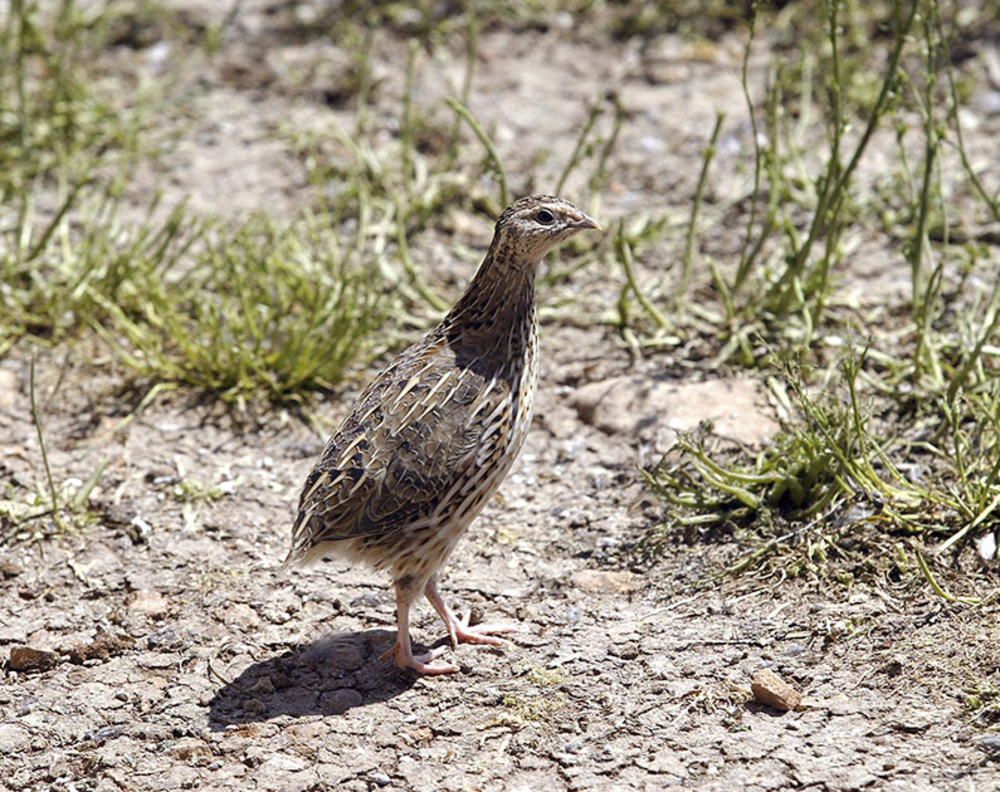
<box><xmin>283</xmin><ymin>195</ymin><xmax>599</xmax><ymax>674</ymax></box>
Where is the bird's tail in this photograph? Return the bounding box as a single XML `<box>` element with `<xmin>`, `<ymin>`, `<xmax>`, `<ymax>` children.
<box><xmin>278</xmin><ymin>549</ymin><xmax>297</xmax><ymax>573</ymax></box>
<box><xmin>279</xmin><ymin>509</ymin><xmax>310</xmax><ymax>573</ymax></box>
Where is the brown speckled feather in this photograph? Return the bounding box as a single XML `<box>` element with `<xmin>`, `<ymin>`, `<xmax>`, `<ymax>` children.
<box><xmin>290</xmin><ymin>331</ymin><xmax>523</xmax><ymax>556</ymax></box>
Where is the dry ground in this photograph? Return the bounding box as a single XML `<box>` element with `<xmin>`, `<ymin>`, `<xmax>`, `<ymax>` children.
<box><xmin>2</xmin><ymin>2</ymin><xmax>1000</xmax><ymax>790</ymax></box>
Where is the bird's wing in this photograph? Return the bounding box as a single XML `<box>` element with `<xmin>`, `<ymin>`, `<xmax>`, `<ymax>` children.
<box><xmin>287</xmin><ymin>339</ymin><xmax>510</xmax><ymax>559</ymax></box>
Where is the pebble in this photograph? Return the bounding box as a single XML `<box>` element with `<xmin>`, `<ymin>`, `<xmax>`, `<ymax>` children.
<box><xmin>131</xmin><ymin>589</ymin><xmax>170</xmax><ymax>619</ymax></box>
<box><xmin>147</xmin><ymin>629</ymin><xmax>183</xmax><ymax>650</ymax></box>
<box><xmin>976</xmin><ymin>734</ymin><xmax>1000</xmax><ymax>758</ymax></box>
<box><xmin>321</xmin><ymin>688</ymin><xmax>363</xmax><ymax>715</ymax></box>
<box><xmin>750</xmin><ymin>669</ymin><xmax>802</xmax><ymax>712</ymax></box>
<box><xmin>67</xmin><ymin>632</ymin><xmax>136</xmax><ymax>664</ymax></box>
<box><xmin>165</xmin><ymin>737</ymin><xmax>212</xmax><ymax>761</ymax></box>
<box><xmin>136</xmin><ymin>652</ymin><xmax>178</xmax><ymax>669</ymax></box>
<box><xmin>8</xmin><ymin>645</ymin><xmax>60</xmax><ymax>673</ymax></box>
<box><xmin>0</xmin><ymin>724</ymin><xmax>31</xmax><ymax>754</ymax></box>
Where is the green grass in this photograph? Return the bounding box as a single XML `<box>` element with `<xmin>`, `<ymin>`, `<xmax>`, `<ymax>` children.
<box><xmin>1</xmin><ymin>0</ymin><xmax>606</xmax><ymax>414</ymax></box>
<box><xmin>628</xmin><ymin>0</ymin><xmax>1000</xmax><ymax>595</ymax></box>
<box><xmin>89</xmin><ymin>210</ymin><xmax>386</xmax><ymax>406</ymax></box>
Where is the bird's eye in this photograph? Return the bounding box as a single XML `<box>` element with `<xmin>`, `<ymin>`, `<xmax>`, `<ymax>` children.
<box><xmin>535</xmin><ymin>209</ymin><xmax>556</xmax><ymax>225</ymax></box>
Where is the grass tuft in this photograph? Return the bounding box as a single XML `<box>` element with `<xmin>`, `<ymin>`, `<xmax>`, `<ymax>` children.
<box><xmin>631</xmin><ymin>0</ymin><xmax>1000</xmax><ymax>592</ymax></box>
<box><xmin>89</xmin><ymin>211</ymin><xmax>385</xmax><ymax>406</ymax></box>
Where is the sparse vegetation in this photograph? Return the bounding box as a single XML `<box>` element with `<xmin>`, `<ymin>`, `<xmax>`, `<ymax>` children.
<box><xmin>3</xmin><ymin>0</ymin><xmax>998</xmax><ymax>587</ymax></box>
<box><xmin>628</xmin><ymin>0</ymin><xmax>1000</xmax><ymax>595</ymax></box>
<box><xmin>1</xmin><ymin>0</ymin><xmax>612</xmax><ymax>414</ymax></box>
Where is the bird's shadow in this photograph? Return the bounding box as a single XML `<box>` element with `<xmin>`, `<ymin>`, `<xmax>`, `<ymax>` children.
<box><xmin>207</xmin><ymin>629</ymin><xmax>422</xmax><ymax>730</ymax></box>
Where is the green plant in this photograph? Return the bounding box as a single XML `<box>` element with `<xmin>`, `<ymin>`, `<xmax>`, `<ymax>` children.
<box><xmin>90</xmin><ymin>211</ymin><xmax>385</xmax><ymax>407</ymax></box>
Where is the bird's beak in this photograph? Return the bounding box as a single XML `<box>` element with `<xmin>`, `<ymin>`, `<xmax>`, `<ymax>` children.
<box><xmin>568</xmin><ymin>211</ymin><xmax>601</xmax><ymax>232</ymax></box>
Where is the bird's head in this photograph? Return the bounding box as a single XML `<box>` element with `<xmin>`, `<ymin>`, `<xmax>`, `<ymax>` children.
<box><xmin>491</xmin><ymin>195</ymin><xmax>600</xmax><ymax>267</ymax></box>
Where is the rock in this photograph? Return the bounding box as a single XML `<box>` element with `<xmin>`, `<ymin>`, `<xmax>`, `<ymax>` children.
<box><xmin>166</xmin><ymin>737</ymin><xmax>212</xmax><ymax>762</ymax></box>
<box><xmin>892</xmin><ymin>714</ymin><xmax>933</xmax><ymax>734</ymax></box>
<box><xmin>827</xmin><ymin>693</ymin><xmax>861</xmax><ymax>716</ymax></box>
<box><xmin>569</xmin><ymin>376</ymin><xmax>777</xmax><ymax>449</ymax></box>
<box><xmin>222</xmin><ymin>603</ymin><xmax>261</xmax><ymax>629</ymax></box>
<box><xmin>570</xmin><ymin>569</ymin><xmax>638</xmax><ymax>595</ymax></box>
<box><xmin>259</xmin><ymin>753</ymin><xmax>310</xmax><ymax>773</ymax></box>
<box><xmin>0</xmin><ymin>562</ymin><xmax>22</xmax><ymax>579</ymax></box>
<box><xmin>976</xmin><ymin>734</ymin><xmax>1000</xmax><ymax>758</ymax></box>
<box><xmin>0</xmin><ymin>724</ymin><xmax>31</xmax><ymax>754</ymax></box>
<box><xmin>136</xmin><ymin>652</ymin><xmax>179</xmax><ymax>669</ymax></box>
<box><xmin>326</xmin><ymin>638</ymin><xmax>366</xmax><ymax>672</ymax></box>
<box><xmin>67</xmin><ymin>632</ymin><xmax>136</xmax><ymax>664</ymax></box>
<box><xmin>751</xmin><ymin>669</ymin><xmax>802</xmax><ymax>712</ymax></box>
<box><xmin>321</xmin><ymin>688</ymin><xmax>363</xmax><ymax>715</ymax></box>
<box><xmin>131</xmin><ymin>589</ymin><xmax>170</xmax><ymax>619</ymax></box>
<box><xmin>147</xmin><ymin>629</ymin><xmax>183</xmax><ymax>650</ymax></box>
<box><xmin>305</xmin><ymin>634</ymin><xmax>366</xmax><ymax>671</ymax></box>
<box><xmin>8</xmin><ymin>645</ymin><xmax>60</xmax><ymax>672</ymax></box>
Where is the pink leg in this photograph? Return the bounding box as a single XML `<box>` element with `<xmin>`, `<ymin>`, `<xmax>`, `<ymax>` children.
<box><xmin>380</xmin><ymin>583</ymin><xmax>459</xmax><ymax>675</ymax></box>
<box><xmin>424</xmin><ymin>576</ymin><xmax>517</xmax><ymax>648</ymax></box>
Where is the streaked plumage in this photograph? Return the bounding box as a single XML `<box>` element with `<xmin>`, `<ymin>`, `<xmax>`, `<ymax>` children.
<box><xmin>284</xmin><ymin>195</ymin><xmax>599</xmax><ymax>673</ymax></box>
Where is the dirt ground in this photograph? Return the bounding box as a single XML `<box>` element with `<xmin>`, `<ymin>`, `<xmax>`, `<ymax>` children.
<box><xmin>3</xmin><ymin>2</ymin><xmax>1000</xmax><ymax>790</ymax></box>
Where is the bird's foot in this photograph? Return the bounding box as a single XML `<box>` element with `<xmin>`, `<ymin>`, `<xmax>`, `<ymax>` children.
<box><xmin>380</xmin><ymin>639</ymin><xmax>459</xmax><ymax>675</ymax></box>
<box><xmin>444</xmin><ymin>610</ymin><xmax>517</xmax><ymax>648</ymax></box>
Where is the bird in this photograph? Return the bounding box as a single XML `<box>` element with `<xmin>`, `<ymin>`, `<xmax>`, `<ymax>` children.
<box><xmin>283</xmin><ymin>195</ymin><xmax>600</xmax><ymax>674</ymax></box>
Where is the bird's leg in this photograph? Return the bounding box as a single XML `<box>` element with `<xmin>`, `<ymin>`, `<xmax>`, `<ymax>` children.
<box><xmin>380</xmin><ymin>581</ymin><xmax>459</xmax><ymax>675</ymax></box>
<box><xmin>424</xmin><ymin>575</ymin><xmax>517</xmax><ymax>648</ymax></box>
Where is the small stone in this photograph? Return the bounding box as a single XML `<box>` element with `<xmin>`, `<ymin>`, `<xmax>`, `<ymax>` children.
<box><xmin>827</xmin><ymin>693</ymin><xmax>861</xmax><ymax>716</ymax></box>
<box><xmin>751</xmin><ymin>669</ymin><xmax>802</xmax><ymax>712</ymax></box>
<box><xmin>569</xmin><ymin>376</ymin><xmax>777</xmax><ymax>449</ymax></box>
<box><xmin>136</xmin><ymin>652</ymin><xmax>178</xmax><ymax>669</ymax></box>
<box><xmin>613</xmin><ymin>642</ymin><xmax>640</xmax><ymax>660</ymax></box>
<box><xmin>131</xmin><ymin>589</ymin><xmax>170</xmax><ymax>619</ymax></box>
<box><xmin>976</xmin><ymin>734</ymin><xmax>1000</xmax><ymax>758</ymax></box>
<box><xmin>67</xmin><ymin>632</ymin><xmax>136</xmax><ymax>664</ymax></box>
<box><xmin>92</xmin><ymin>726</ymin><xmax>124</xmax><ymax>744</ymax></box>
<box><xmin>166</xmin><ymin>737</ymin><xmax>212</xmax><ymax>762</ymax></box>
<box><xmin>147</xmin><ymin>629</ymin><xmax>182</xmax><ymax>650</ymax></box>
<box><xmin>260</xmin><ymin>754</ymin><xmax>309</xmax><ymax>773</ymax></box>
<box><xmin>8</xmin><ymin>645</ymin><xmax>60</xmax><ymax>673</ymax></box>
<box><xmin>222</xmin><ymin>603</ymin><xmax>260</xmax><ymax>629</ymax></box>
<box><xmin>0</xmin><ymin>724</ymin><xmax>31</xmax><ymax>754</ymax></box>
<box><xmin>0</xmin><ymin>562</ymin><xmax>22</xmax><ymax>579</ymax></box>
<box><xmin>321</xmin><ymin>688</ymin><xmax>363</xmax><ymax>715</ymax></box>
<box><xmin>893</xmin><ymin>715</ymin><xmax>933</xmax><ymax>734</ymax></box>
<box><xmin>306</xmin><ymin>635</ymin><xmax>366</xmax><ymax>671</ymax></box>
<box><xmin>370</xmin><ymin>771</ymin><xmax>392</xmax><ymax>787</ymax></box>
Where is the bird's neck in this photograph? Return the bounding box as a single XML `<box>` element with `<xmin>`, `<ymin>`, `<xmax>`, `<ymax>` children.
<box><xmin>443</xmin><ymin>244</ymin><xmax>538</xmax><ymax>360</ymax></box>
